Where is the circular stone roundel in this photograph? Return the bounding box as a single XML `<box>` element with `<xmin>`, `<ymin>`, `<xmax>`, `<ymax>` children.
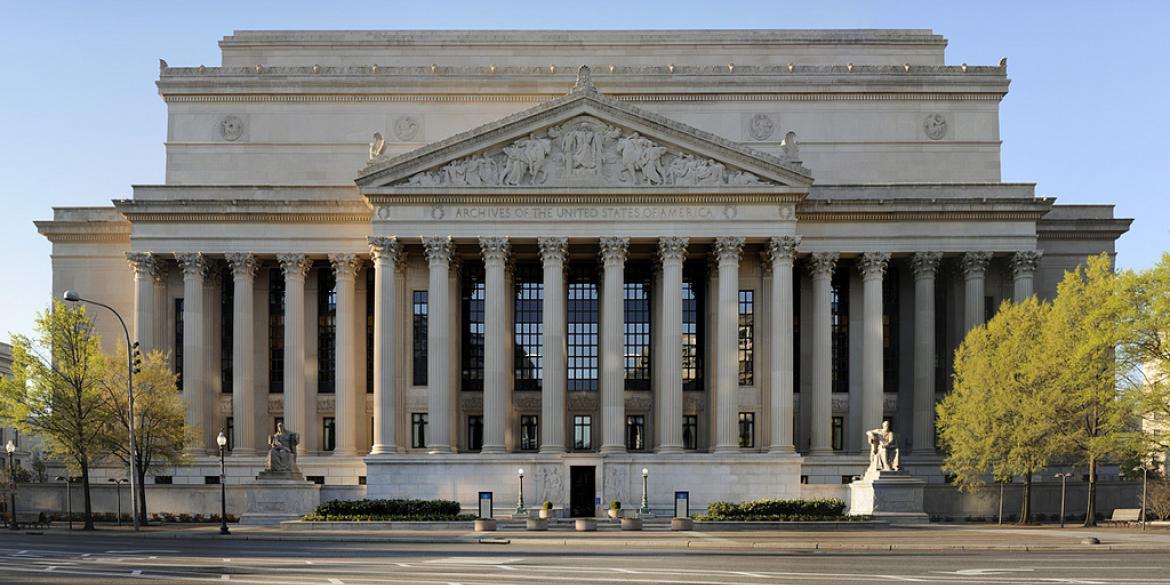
<box><xmin>748</xmin><ymin>113</ymin><xmax>775</xmax><ymax>141</ymax></box>
<box><xmin>923</xmin><ymin>113</ymin><xmax>947</xmax><ymax>140</ymax></box>
<box><xmin>219</xmin><ymin>115</ymin><xmax>244</xmax><ymax>141</ymax></box>
<box><xmin>394</xmin><ymin>116</ymin><xmax>420</xmax><ymax>141</ymax></box>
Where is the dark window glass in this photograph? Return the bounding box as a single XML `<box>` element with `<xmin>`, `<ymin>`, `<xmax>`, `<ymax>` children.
<box><xmin>567</xmin><ymin>265</ymin><xmax>599</xmax><ymax>391</ymax></box>
<box><xmin>573</xmin><ymin>415</ymin><xmax>593</xmax><ymax>451</ymax></box>
<box><xmin>514</xmin><ymin>264</ymin><xmax>544</xmax><ymax>391</ymax></box>
<box><xmin>623</xmin><ymin>274</ymin><xmax>651</xmax><ymax>390</ymax></box>
<box><xmin>793</xmin><ymin>276</ymin><xmax>801</xmax><ymax>392</ymax></box>
<box><xmin>225</xmin><ymin>417</ymin><xmax>234</xmax><ymax>452</ymax></box>
<box><xmin>831</xmin><ymin>416</ymin><xmax>844</xmax><ymax>451</ymax></box>
<box><xmin>831</xmin><ymin>266</ymin><xmax>850</xmax><ymax>394</ymax></box>
<box><xmin>268</xmin><ymin>267</ymin><xmax>285</xmax><ymax>393</ymax></box>
<box><xmin>738</xmin><ymin>412</ymin><xmax>755</xmax><ymax>448</ymax></box>
<box><xmin>467</xmin><ymin>415</ymin><xmax>483</xmax><ymax>451</ymax></box>
<box><xmin>682</xmin><ymin>262</ymin><xmax>706</xmax><ymax>391</ymax></box>
<box><xmin>307</xmin><ymin>475</ymin><xmax>325</xmax><ymax>485</ymax></box>
<box><xmin>322</xmin><ymin>417</ymin><xmax>335</xmax><ymax>452</ymax></box>
<box><xmin>174</xmin><ymin>298</ymin><xmax>184</xmax><ymax>391</ymax></box>
<box><xmin>411</xmin><ymin>413</ymin><xmax>428</xmax><ymax>448</ymax></box>
<box><xmin>366</xmin><ymin>267</ymin><xmax>374</xmax><ymax>394</ymax></box>
<box><xmin>738</xmin><ymin>290</ymin><xmax>754</xmax><ymax>386</ymax></box>
<box><xmin>154</xmin><ymin>476</ymin><xmax>173</xmax><ymax>485</ymax></box>
<box><xmin>412</xmin><ymin>291</ymin><xmax>428</xmax><ymax>386</ymax></box>
<box><xmin>205</xmin><ymin>476</ymin><xmax>220</xmax><ymax>485</ymax></box>
<box><xmin>317</xmin><ymin>267</ymin><xmax>337</xmax><ymax>394</ymax></box>
<box><xmin>221</xmin><ymin>267</ymin><xmax>234</xmax><ymax>394</ymax></box>
<box><xmin>520</xmin><ymin>415</ymin><xmax>539</xmax><ymax>451</ymax></box>
<box><xmin>884</xmin><ymin>265</ymin><xmax>900</xmax><ymax>395</ymax></box>
<box><xmin>682</xmin><ymin>415</ymin><xmax>698</xmax><ymax>450</ymax></box>
<box><xmin>461</xmin><ymin>264</ymin><xmax>485</xmax><ymax>391</ymax></box>
<box><xmin>625</xmin><ymin>415</ymin><xmax>645</xmax><ymax>451</ymax></box>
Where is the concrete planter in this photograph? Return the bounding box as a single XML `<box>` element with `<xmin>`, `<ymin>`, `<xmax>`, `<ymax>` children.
<box><xmin>671</xmin><ymin>517</ymin><xmax>694</xmax><ymax>531</ymax></box>
<box><xmin>575</xmin><ymin>518</ymin><xmax>597</xmax><ymax>532</ymax></box>
<box><xmin>474</xmin><ymin>518</ymin><xmax>497</xmax><ymax>532</ymax></box>
<box><xmin>607</xmin><ymin>508</ymin><xmax>623</xmax><ymax>520</ymax></box>
<box><xmin>538</xmin><ymin>508</ymin><xmax>554</xmax><ymax>520</ymax></box>
<box><xmin>526</xmin><ymin>518</ymin><xmax>548</xmax><ymax>531</ymax></box>
<box><xmin>620</xmin><ymin>517</ymin><xmax>643</xmax><ymax>531</ymax></box>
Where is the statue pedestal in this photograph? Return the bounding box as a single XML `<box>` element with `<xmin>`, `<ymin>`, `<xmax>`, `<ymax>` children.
<box><xmin>848</xmin><ymin>469</ymin><xmax>928</xmax><ymax>524</ymax></box>
<box><xmin>240</xmin><ymin>478</ymin><xmax>320</xmax><ymax>526</ymax></box>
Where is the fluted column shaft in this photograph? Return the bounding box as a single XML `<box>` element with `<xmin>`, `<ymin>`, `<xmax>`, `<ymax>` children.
<box><xmin>911</xmin><ymin>252</ymin><xmax>941</xmax><ymax>453</ymax></box>
<box><xmin>1011</xmin><ymin>251</ymin><xmax>1042</xmax><ymax>303</ymax></box>
<box><xmin>767</xmin><ymin>237</ymin><xmax>799</xmax><ymax>453</ymax></box>
<box><xmin>859</xmin><ymin>252</ymin><xmax>890</xmax><ymax>450</ymax></box>
<box><xmin>599</xmin><ymin>237</ymin><xmax>629</xmax><ymax>453</ymax></box>
<box><xmin>479</xmin><ymin>237</ymin><xmax>510</xmax><ymax>453</ymax></box>
<box><xmin>369</xmin><ymin>237</ymin><xmax>402</xmax><ymax>454</ymax></box>
<box><xmin>423</xmin><ymin>237</ymin><xmax>454</xmax><ymax>453</ymax></box>
<box><xmin>127</xmin><ymin>253</ymin><xmax>156</xmax><ymax>351</ymax></box>
<box><xmin>226</xmin><ymin>253</ymin><xmax>258</xmax><ymax>455</ymax></box>
<box><xmin>657</xmin><ymin>237</ymin><xmax>688</xmax><ymax>452</ymax></box>
<box><xmin>808</xmin><ymin>252</ymin><xmax>838</xmax><ymax>455</ymax></box>
<box><xmin>176</xmin><ymin>253</ymin><xmax>206</xmax><ymax>454</ymax></box>
<box><xmin>962</xmin><ymin>252</ymin><xmax>992</xmax><ymax>332</ymax></box>
<box><xmin>330</xmin><ymin>254</ymin><xmax>361</xmax><ymax>456</ymax></box>
<box><xmin>539</xmin><ymin>238</ymin><xmax>568</xmax><ymax>453</ymax></box>
<box><xmin>278</xmin><ymin>253</ymin><xmax>311</xmax><ymax>455</ymax></box>
<box><xmin>713</xmin><ymin>237</ymin><xmax>745</xmax><ymax>452</ymax></box>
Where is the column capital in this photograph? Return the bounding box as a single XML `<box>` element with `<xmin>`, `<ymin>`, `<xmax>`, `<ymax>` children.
<box><xmin>422</xmin><ymin>236</ymin><xmax>455</xmax><ymax>266</ymax></box>
<box><xmin>478</xmin><ymin>236</ymin><xmax>510</xmax><ymax>265</ymax></box>
<box><xmin>152</xmin><ymin>261</ymin><xmax>169</xmax><ymax>284</ymax></box>
<box><xmin>911</xmin><ymin>252</ymin><xmax>943</xmax><ymax>279</ymax></box>
<box><xmin>277</xmin><ymin>253</ymin><xmax>312</xmax><ymax>280</ymax></box>
<box><xmin>713</xmin><ymin>236</ymin><xmax>745</xmax><ymax>264</ymax></box>
<box><xmin>329</xmin><ymin>253</ymin><xmax>362</xmax><ymax>280</ymax></box>
<box><xmin>806</xmin><ymin>252</ymin><xmax>839</xmax><ymax>278</ymax></box>
<box><xmin>857</xmin><ymin>251</ymin><xmax>891</xmax><ymax>280</ymax></box>
<box><xmin>961</xmin><ymin>251</ymin><xmax>993</xmax><ymax>277</ymax></box>
<box><xmin>759</xmin><ymin>251</ymin><xmax>772</xmax><ymax>275</ymax></box>
<box><xmin>538</xmin><ymin>236</ymin><xmax>568</xmax><ymax>265</ymax></box>
<box><xmin>766</xmin><ymin>235</ymin><xmax>800</xmax><ymax>264</ymax></box>
<box><xmin>174</xmin><ymin>252</ymin><xmax>207</xmax><ymax>278</ymax></box>
<box><xmin>368</xmin><ymin>236</ymin><xmax>403</xmax><ymax>264</ymax></box>
<box><xmin>657</xmin><ymin>236</ymin><xmax>689</xmax><ymax>264</ymax></box>
<box><xmin>599</xmin><ymin>236</ymin><xmax>629</xmax><ymax>266</ymax></box>
<box><xmin>1011</xmin><ymin>250</ymin><xmax>1043</xmax><ymax>277</ymax></box>
<box><xmin>225</xmin><ymin>252</ymin><xmax>259</xmax><ymax>278</ymax></box>
<box><xmin>126</xmin><ymin>252</ymin><xmax>157</xmax><ymax>277</ymax></box>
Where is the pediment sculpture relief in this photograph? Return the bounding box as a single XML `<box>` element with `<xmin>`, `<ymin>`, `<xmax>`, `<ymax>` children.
<box><xmin>402</xmin><ymin>116</ymin><xmax>771</xmax><ymax>188</ymax></box>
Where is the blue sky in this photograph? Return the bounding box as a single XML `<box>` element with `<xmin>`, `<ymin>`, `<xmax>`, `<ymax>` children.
<box><xmin>2</xmin><ymin>0</ymin><xmax>1167</xmax><ymax>339</ymax></box>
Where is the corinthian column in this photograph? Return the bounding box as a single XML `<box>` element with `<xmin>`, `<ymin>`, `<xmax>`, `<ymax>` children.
<box><xmin>479</xmin><ymin>237</ymin><xmax>510</xmax><ymax>453</ymax></box>
<box><xmin>911</xmin><ymin>252</ymin><xmax>941</xmax><ymax>453</ymax></box>
<box><xmin>962</xmin><ymin>252</ymin><xmax>992</xmax><ymax>332</ymax></box>
<box><xmin>656</xmin><ymin>236</ymin><xmax>688</xmax><ymax>452</ymax></box>
<box><xmin>423</xmin><ymin>236</ymin><xmax>455</xmax><ymax>453</ymax></box>
<box><xmin>175</xmin><ymin>252</ymin><xmax>207</xmax><ymax>453</ymax></box>
<box><xmin>858</xmin><ymin>252</ymin><xmax>890</xmax><ymax>450</ymax></box>
<box><xmin>225</xmin><ymin>253</ymin><xmax>258</xmax><ymax>455</ymax></box>
<box><xmin>767</xmin><ymin>236</ymin><xmax>799</xmax><ymax>453</ymax></box>
<box><xmin>599</xmin><ymin>237</ymin><xmax>629</xmax><ymax>454</ymax></box>
<box><xmin>330</xmin><ymin>253</ymin><xmax>362</xmax><ymax>456</ymax></box>
<box><xmin>539</xmin><ymin>237</ymin><xmax>568</xmax><ymax>453</ymax></box>
<box><xmin>278</xmin><ymin>253</ymin><xmax>312</xmax><ymax>454</ymax></box>
<box><xmin>127</xmin><ymin>252</ymin><xmax>157</xmax><ymax>351</ymax></box>
<box><xmin>1011</xmin><ymin>251</ymin><xmax>1042</xmax><ymax>302</ymax></box>
<box><xmin>369</xmin><ymin>237</ymin><xmax>402</xmax><ymax>455</ymax></box>
<box><xmin>713</xmin><ymin>236</ymin><xmax>745</xmax><ymax>453</ymax></box>
<box><xmin>807</xmin><ymin>252</ymin><xmax>838</xmax><ymax>455</ymax></box>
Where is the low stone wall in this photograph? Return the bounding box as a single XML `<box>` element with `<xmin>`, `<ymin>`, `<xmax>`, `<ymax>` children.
<box><xmin>923</xmin><ymin>481</ymin><xmax>1141</xmax><ymax>520</ymax></box>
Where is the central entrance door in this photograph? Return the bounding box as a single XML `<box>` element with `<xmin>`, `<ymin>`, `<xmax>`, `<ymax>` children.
<box><xmin>569</xmin><ymin>466</ymin><xmax>596</xmax><ymax>518</ymax></box>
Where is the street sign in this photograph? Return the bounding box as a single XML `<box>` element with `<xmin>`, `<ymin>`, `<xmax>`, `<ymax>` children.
<box><xmin>674</xmin><ymin>491</ymin><xmax>689</xmax><ymax>518</ymax></box>
<box><xmin>478</xmin><ymin>491</ymin><xmax>493</xmax><ymax>519</ymax></box>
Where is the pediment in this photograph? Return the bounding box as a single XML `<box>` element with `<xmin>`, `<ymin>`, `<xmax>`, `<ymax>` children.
<box><xmin>356</xmin><ymin>66</ymin><xmax>813</xmax><ymax>191</ymax></box>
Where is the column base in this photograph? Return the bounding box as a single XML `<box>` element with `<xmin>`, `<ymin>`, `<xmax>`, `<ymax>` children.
<box><xmin>369</xmin><ymin>444</ymin><xmax>401</xmax><ymax>455</ymax></box>
<box><xmin>599</xmin><ymin>445</ymin><xmax>626</xmax><ymax>455</ymax></box>
<box><xmin>229</xmin><ymin>449</ymin><xmax>258</xmax><ymax>458</ymax></box>
<box><xmin>712</xmin><ymin>445</ymin><xmax>740</xmax><ymax>454</ymax></box>
<box><xmin>655</xmin><ymin>445</ymin><xmax>683</xmax><ymax>454</ymax></box>
<box><xmin>767</xmin><ymin>445</ymin><xmax>797</xmax><ymax>455</ymax></box>
<box><xmin>427</xmin><ymin>446</ymin><xmax>453</xmax><ymax>454</ymax></box>
<box><xmin>539</xmin><ymin>445</ymin><xmax>566</xmax><ymax>454</ymax></box>
<box><xmin>807</xmin><ymin>448</ymin><xmax>837</xmax><ymax>457</ymax></box>
<box><xmin>332</xmin><ymin>448</ymin><xmax>360</xmax><ymax>457</ymax></box>
<box><xmin>480</xmin><ymin>445</ymin><xmax>507</xmax><ymax>454</ymax></box>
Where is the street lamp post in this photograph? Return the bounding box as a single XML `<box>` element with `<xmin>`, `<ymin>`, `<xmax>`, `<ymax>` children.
<box><xmin>516</xmin><ymin>468</ymin><xmax>525</xmax><ymax>514</ymax></box>
<box><xmin>55</xmin><ymin>476</ymin><xmax>72</xmax><ymax>530</ymax></box>
<box><xmin>63</xmin><ymin>290</ymin><xmax>141</xmax><ymax>531</ymax></box>
<box><xmin>639</xmin><ymin>468</ymin><xmax>649</xmax><ymax>517</ymax></box>
<box><xmin>1134</xmin><ymin>465</ymin><xmax>1148</xmax><ymax>531</ymax></box>
<box><xmin>217</xmin><ymin>432</ymin><xmax>230</xmax><ymax>535</ymax></box>
<box><xmin>5</xmin><ymin>441</ymin><xmax>16</xmax><ymax>531</ymax></box>
<box><xmin>108</xmin><ymin>478</ymin><xmax>127</xmax><ymax>526</ymax></box>
<box><xmin>997</xmin><ymin>480</ymin><xmax>1005</xmax><ymax>526</ymax></box>
<box><xmin>1055</xmin><ymin>472</ymin><xmax>1073</xmax><ymax>528</ymax></box>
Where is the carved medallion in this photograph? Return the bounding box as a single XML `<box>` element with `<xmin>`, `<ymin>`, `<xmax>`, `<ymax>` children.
<box><xmin>747</xmin><ymin>113</ymin><xmax>775</xmax><ymax>141</ymax></box>
<box><xmin>394</xmin><ymin>115</ymin><xmax>420</xmax><ymax>141</ymax></box>
<box><xmin>923</xmin><ymin>113</ymin><xmax>947</xmax><ymax>140</ymax></box>
<box><xmin>219</xmin><ymin>115</ymin><xmax>244</xmax><ymax>141</ymax></box>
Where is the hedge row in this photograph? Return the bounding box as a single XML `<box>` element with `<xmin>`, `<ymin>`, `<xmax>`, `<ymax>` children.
<box><xmin>697</xmin><ymin>498</ymin><xmax>847</xmax><ymax>521</ymax></box>
<box><xmin>304</xmin><ymin>498</ymin><xmax>466</xmax><ymax>521</ymax></box>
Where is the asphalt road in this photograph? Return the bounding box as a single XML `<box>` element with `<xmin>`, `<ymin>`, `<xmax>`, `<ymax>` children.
<box><xmin>0</xmin><ymin>531</ymin><xmax>1167</xmax><ymax>584</ymax></box>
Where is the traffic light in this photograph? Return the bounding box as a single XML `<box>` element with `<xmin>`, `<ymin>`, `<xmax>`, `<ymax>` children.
<box><xmin>131</xmin><ymin>341</ymin><xmax>143</xmax><ymax>375</ymax></box>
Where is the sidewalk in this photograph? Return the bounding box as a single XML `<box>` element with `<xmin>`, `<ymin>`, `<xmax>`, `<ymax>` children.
<box><xmin>12</xmin><ymin>522</ymin><xmax>1170</xmax><ymax>552</ymax></box>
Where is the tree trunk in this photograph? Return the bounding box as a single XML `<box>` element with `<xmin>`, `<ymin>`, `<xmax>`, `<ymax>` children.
<box><xmin>1019</xmin><ymin>472</ymin><xmax>1032</xmax><ymax>525</ymax></box>
<box><xmin>1084</xmin><ymin>456</ymin><xmax>1098</xmax><ymax>527</ymax></box>
<box><xmin>79</xmin><ymin>459</ymin><xmax>94</xmax><ymax>530</ymax></box>
<box><xmin>136</xmin><ymin>463</ymin><xmax>148</xmax><ymax>525</ymax></box>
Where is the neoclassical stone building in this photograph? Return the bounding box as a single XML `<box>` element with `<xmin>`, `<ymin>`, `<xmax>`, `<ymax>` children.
<box><xmin>36</xmin><ymin>29</ymin><xmax>1129</xmax><ymax>515</ymax></box>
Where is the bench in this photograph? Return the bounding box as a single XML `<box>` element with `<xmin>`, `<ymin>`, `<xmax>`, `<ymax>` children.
<box><xmin>1105</xmin><ymin>508</ymin><xmax>1143</xmax><ymax>525</ymax></box>
<box><xmin>3</xmin><ymin>512</ymin><xmax>51</xmax><ymax>529</ymax></box>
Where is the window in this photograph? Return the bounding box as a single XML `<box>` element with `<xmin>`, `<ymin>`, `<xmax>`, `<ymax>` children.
<box><xmin>411</xmin><ymin>413</ymin><xmax>428</xmax><ymax>449</ymax></box>
<box><xmin>738</xmin><ymin>412</ymin><xmax>755</xmax><ymax>448</ymax></box>
<box><xmin>225</xmin><ymin>417</ymin><xmax>234</xmax><ymax>452</ymax></box>
<box><xmin>738</xmin><ymin>290</ymin><xmax>754</xmax><ymax>385</ymax></box>
<box><xmin>623</xmin><ymin>276</ymin><xmax>651</xmax><ymax>390</ymax></box>
<box><xmin>461</xmin><ymin>264</ymin><xmax>485</xmax><ymax>391</ymax></box>
<box><xmin>322</xmin><ymin>417</ymin><xmax>336</xmax><ymax>452</ymax></box>
<box><xmin>307</xmin><ymin>475</ymin><xmax>325</xmax><ymax>485</ymax></box>
<box><xmin>467</xmin><ymin>415</ymin><xmax>483</xmax><ymax>451</ymax></box>
<box><xmin>514</xmin><ymin>264</ymin><xmax>544</xmax><ymax>391</ymax></box>
<box><xmin>682</xmin><ymin>263</ymin><xmax>705</xmax><ymax>391</ymax></box>
<box><xmin>831</xmin><ymin>267</ymin><xmax>850</xmax><ymax>394</ymax></box>
<box><xmin>573</xmin><ymin>415</ymin><xmax>593</xmax><ymax>450</ymax></box>
<box><xmin>831</xmin><ymin>416</ymin><xmax>844</xmax><ymax>451</ymax></box>
<box><xmin>793</xmin><ymin>276</ymin><xmax>801</xmax><ymax>392</ymax></box>
<box><xmin>221</xmin><ymin>267</ymin><xmax>234</xmax><ymax>394</ymax></box>
<box><xmin>412</xmin><ymin>291</ymin><xmax>428</xmax><ymax>386</ymax></box>
<box><xmin>268</xmin><ymin>267</ymin><xmax>285</xmax><ymax>393</ymax></box>
<box><xmin>625</xmin><ymin>415</ymin><xmax>645</xmax><ymax>451</ymax></box>
<box><xmin>520</xmin><ymin>415</ymin><xmax>539</xmax><ymax>451</ymax></box>
<box><xmin>174</xmin><ymin>298</ymin><xmax>184</xmax><ymax>391</ymax></box>
<box><xmin>154</xmin><ymin>476</ymin><xmax>173</xmax><ymax>485</ymax></box>
<box><xmin>366</xmin><ymin>267</ymin><xmax>374</xmax><ymax>394</ymax></box>
<box><xmin>884</xmin><ymin>266</ymin><xmax>900</xmax><ymax>394</ymax></box>
<box><xmin>205</xmin><ymin>476</ymin><xmax>220</xmax><ymax>485</ymax></box>
<box><xmin>317</xmin><ymin>266</ymin><xmax>337</xmax><ymax>394</ymax></box>
<box><xmin>567</xmin><ymin>266</ymin><xmax>599</xmax><ymax>391</ymax></box>
<box><xmin>985</xmin><ymin>295</ymin><xmax>997</xmax><ymax>322</ymax></box>
<box><xmin>358</xmin><ymin>476</ymin><xmax>367</xmax><ymax>485</ymax></box>
<box><xmin>682</xmin><ymin>415</ymin><xmax>698</xmax><ymax>450</ymax></box>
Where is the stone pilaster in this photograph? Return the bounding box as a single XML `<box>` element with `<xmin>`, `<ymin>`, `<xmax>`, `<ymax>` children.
<box><xmin>330</xmin><ymin>253</ymin><xmax>362</xmax><ymax>456</ymax></box>
<box><xmin>858</xmin><ymin>252</ymin><xmax>890</xmax><ymax>450</ymax></box>
<box><xmin>278</xmin><ymin>253</ymin><xmax>312</xmax><ymax>454</ymax></box>
<box><xmin>479</xmin><ymin>236</ymin><xmax>510</xmax><ymax>453</ymax></box>
<box><xmin>202</xmin><ymin>261</ymin><xmax>222</xmax><ymax>454</ymax></box>
<box><xmin>422</xmin><ymin>236</ymin><xmax>455</xmax><ymax>453</ymax></box>
<box><xmin>767</xmin><ymin>236</ymin><xmax>799</xmax><ymax>453</ymax></box>
<box><xmin>599</xmin><ymin>236</ymin><xmax>629</xmax><ymax>454</ymax></box>
<box><xmin>538</xmin><ymin>237</ymin><xmax>568</xmax><ymax>453</ymax></box>
<box><xmin>807</xmin><ymin>252</ymin><xmax>838</xmax><ymax>455</ymax></box>
<box><xmin>656</xmin><ymin>236</ymin><xmax>688</xmax><ymax>453</ymax></box>
<box><xmin>175</xmin><ymin>252</ymin><xmax>207</xmax><ymax>454</ymax></box>
<box><xmin>127</xmin><ymin>252</ymin><xmax>156</xmax><ymax>351</ymax></box>
<box><xmin>911</xmin><ymin>252</ymin><xmax>941</xmax><ymax>453</ymax></box>
<box><xmin>152</xmin><ymin>262</ymin><xmax>168</xmax><ymax>358</ymax></box>
<box><xmin>369</xmin><ymin>237</ymin><xmax>402</xmax><ymax>455</ymax></box>
<box><xmin>713</xmin><ymin>236</ymin><xmax>744</xmax><ymax>452</ymax></box>
<box><xmin>225</xmin><ymin>252</ymin><xmax>259</xmax><ymax>455</ymax></box>
<box><xmin>1011</xmin><ymin>250</ymin><xmax>1042</xmax><ymax>302</ymax></box>
<box><xmin>962</xmin><ymin>252</ymin><xmax>992</xmax><ymax>332</ymax></box>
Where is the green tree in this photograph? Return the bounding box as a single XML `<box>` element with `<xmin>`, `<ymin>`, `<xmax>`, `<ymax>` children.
<box><xmin>0</xmin><ymin>302</ymin><xmax>110</xmax><ymax>529</ymax></box>
<box><xmin>938</xmin><ymin>297</ymin><xmax>1059</xmax><ymax>523</ymax></box>
<box><xmin>96</xmin><ymin>347</ymin><xmax>193</xmax><ymax>524</ymax></box>
<box><xmin>1118</xmin><ymin>253</ymin><xmax>1170</xmax><ymax>458</ymax></box>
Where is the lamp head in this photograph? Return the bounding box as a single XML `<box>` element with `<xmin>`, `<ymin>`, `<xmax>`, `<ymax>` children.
<box><xmin>63</xmin><ymin>290</ymin><xmax>80</xmax><ymax>302</ymax></box>
<box><xmin>642</xmin><ymin>468</ymin><xmax>649</xmax><ymax>477</ymax></box>
<box><xmin>55</xmin><ymin>476</ymin><xmax>65</xmax><ymax>482</ymax></box>
<box><xmin>518</xmin><ymin>468</ymin><xmax>524</xmax><ymax>477</ymax></box>
<box><xmin>4</xmin><ymin>440</ymin><xmax>13</xmax><ymax>454</ymax></box>
<box><xmin>217</xmin><ymin>432</ymin><xmax>228</xmax><ymax>448</ymax></box>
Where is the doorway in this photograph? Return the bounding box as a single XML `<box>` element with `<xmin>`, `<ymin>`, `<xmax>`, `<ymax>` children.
<box><xmin>569</xmin><ymin>466</ymin><xmax>596</xmax><ymax>518</ymax></box>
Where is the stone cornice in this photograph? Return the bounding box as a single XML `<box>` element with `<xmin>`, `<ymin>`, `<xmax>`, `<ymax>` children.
<box><xmin>797</xmin><ymin>197</ymin><xmax>1051</xmax><ymax>222</ymax></box>
<box><xmin>113</xmin><ymin>199</ymin><xmax>371</xmax><ymax>224</ymax></box>
<box><xmin>161</xmin><ymin>92</ymin><xmax>1005</xmax><ymax>104</ymax></box>
<box><xmin>35</xmin><ymin>218</ymin><xmax>131</xmax><ymax>244</ymax></box>
<box><xmin>365</xmin><ymin>189</ymin><xmax>806</xmax><ymax>206</ymax></box>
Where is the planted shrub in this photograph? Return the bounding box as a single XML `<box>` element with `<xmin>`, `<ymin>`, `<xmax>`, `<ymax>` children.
<box><xmin>542</xmin><ymin>500</ymin><xmax>552</xmax><ymax>510</ymax></box>
<box><xmin>696</xmin><ymin>498</ymin><xmax>847</xmax><ymax>521</ymax></box>
<box><xmin>303</xmin><ymin>499</ymin><xmax>471</xmax><ymax>521</ymax></box>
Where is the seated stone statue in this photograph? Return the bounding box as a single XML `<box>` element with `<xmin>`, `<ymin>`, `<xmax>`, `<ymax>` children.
<box><xmin>866</xmin><ymin>420</ymin><xmax>901</xmax><ymax>473</ymax></box>
<box><xmin>262</xmin><ymin>423</ymin><xmax>300</xmax><ymax>477</ymax></box>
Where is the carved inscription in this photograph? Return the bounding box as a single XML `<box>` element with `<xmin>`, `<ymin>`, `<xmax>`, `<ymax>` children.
<box><xmin>449</xmin><ymin>206</ymin><xmax>718</xmax><ymax>221</ymax></box>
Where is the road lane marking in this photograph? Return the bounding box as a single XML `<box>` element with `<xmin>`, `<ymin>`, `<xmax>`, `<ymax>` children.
<box><xmin>131</xmin><ymin>569</ymin><xmax>142</xmax><ymax>575</ymax></box>
<box><xmin>328</xmin><ymin>579</ymin><xmax>344</xmax><ymax>584</ymax></box>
